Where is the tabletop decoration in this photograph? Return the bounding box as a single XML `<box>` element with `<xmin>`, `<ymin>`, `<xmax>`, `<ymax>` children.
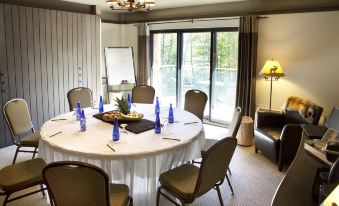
<box><xmin>127</xmin><ymin>93</ymin><xmax>131</xmax><ymax>109</ymax></box>
<box><xmin>115</xmin><ymin>96</ymin><xmax>130</xmax><ymax>115</ymax></box>
<box><xmin>113</xmin><ymin>118</ymin><xmax>120</xmax><ymax>141</ymax></box>
<box><xmin>99</xmin><ymin>97</ymin><xmax>144</xmax><ymax>122</ymax></box>
<box><xmin>76</xmin><ymin>101</ymin><xmax>81</xmax><ymax>121</ymax></box>
<box><xmin>99</xmin><ymin>95</ymin><xmax>104</xmax><ymax>113</ymax></box>
<box><xmin>80</xmin><ymin>110</ymin><xmax>86</xmax><ymax>132</ymax></box>
<box><xmin>168</xmin><ymin>103</ymin><xmax>174</xmax><ymax>123</ymax></box>
<box><xmin>155</xmin><ymin>96</ymin><xmax>160</xmax><ymax>114</ymax></box>
<box><xmin>155</xmin><ymin>111</ymin><xmax>161</xmax><ymax>134</ymax></box>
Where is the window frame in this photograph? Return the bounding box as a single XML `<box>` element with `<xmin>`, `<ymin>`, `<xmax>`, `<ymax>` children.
<box><xmin>150</xmin><ymin>27</ymin><xmax>239</xmax><ymax>124</ymax></box>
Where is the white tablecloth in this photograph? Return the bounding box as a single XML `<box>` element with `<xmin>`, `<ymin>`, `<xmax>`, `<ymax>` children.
<box><xmin>38</xmin><ymin>104</ymin><xmax>205</xmax><ymax>206</ymax></box>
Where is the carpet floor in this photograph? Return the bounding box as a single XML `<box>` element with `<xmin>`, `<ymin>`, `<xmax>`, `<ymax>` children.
<box><xmin>0</xmin><ymin>125</ymin><xmax>285</xmax><ymax>206</ymax></box>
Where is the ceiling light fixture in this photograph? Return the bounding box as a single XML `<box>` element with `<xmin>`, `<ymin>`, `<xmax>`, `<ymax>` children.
<box><xmin>106</xmin><ymin>0</ymin><xmax>155</xmax><ymax>12</ymax></box>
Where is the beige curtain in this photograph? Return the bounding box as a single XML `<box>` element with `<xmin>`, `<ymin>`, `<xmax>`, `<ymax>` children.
<box><xmin>236</xmin><ymin>16</ymin><xmax>258</xmax><ymax>118</ymax></box>
<box><xmin>137</xmin><ymin>23</ymin><xmax>150</xmax><ymax>85</ymax></box>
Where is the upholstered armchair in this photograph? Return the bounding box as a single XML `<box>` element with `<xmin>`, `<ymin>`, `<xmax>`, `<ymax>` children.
<box><xmin>254</xmin><ymin>106</ymin><xmax>323</xmax><ymax>171</ymax></box>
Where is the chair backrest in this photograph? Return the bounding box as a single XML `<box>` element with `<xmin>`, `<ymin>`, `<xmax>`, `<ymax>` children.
<box><xmin>271</xmin><ymin>136</ymin><xmax>323</xmax><ymax>206</ymax></box>
<box><xmin>131</xmin><ymin>85</ymin><xmax>155</xmax><ymax>104</ymax></box>
<box><xmin>67</xmin><ymin>87</ymin><xmax>92</xmax><ymax>111</ymax></box>
<box><xmin>3</xmin><ymin>98</ymin><xmax>33</xmax><ymax>137</ymax></box>
<box><xmin>194</xmin><ymin>137</ymin><xmax>237</xmax><ymax>198</ymax></box>
<box><xmin>311</xmin><ymin>105</ymin><xmax>323</xmax><ymax>125</ymax></box>
<box><xmin>184</xmin><ymin>90</ymin><xmax>208</xmax><ymax>120</ymax></box>
<box><xmin>325</xmin><ymin>106</ymin><xmax>339</xmax><ymax>132</ymax></box>
<box><xmin>328</xmin><ymin>158</ymin><xmax>339</xmax><ymax>184</ymax></box>
<box><xmin>43</xmin><ymin>161</ymin><xmax>110</xmax><ymax>206</ymax></box>
<box><xmin>227</xmin><ymin>107</ymin><xmax>242</xmax><ymax>137</ymax></box>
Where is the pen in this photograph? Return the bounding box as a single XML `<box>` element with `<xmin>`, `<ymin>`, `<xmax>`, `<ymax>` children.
<box><xmin>184</xmin><ymin>121</ymin><xmax>198</xmax><ymax>125</ymax></box>
<box><xmin>51</xmin><ymin>118</ymin><xmax>67</xmax><ymax>121</ymax></box>
<box><xmin>162</xmin><ymin>137</ymin><xmax>181</xmax><ymax>141</ymax></box>
<box><xmin>49</xmin><ymin>131</ymin><xmax>62</xmax><ymax>137</ymax></box>
<box><xmin>106</xmin><ymin>144</ymin><xmax>116</xmax><ymax>152</ymax></box>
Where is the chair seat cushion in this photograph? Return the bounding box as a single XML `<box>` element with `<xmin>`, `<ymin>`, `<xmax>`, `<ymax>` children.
<box><xmin>258</xmin><ymin>127</ymin><xmax>282</xmax><ymax>140</ymax></box>
<box><xmin>201</xmin><ymin>139</ymin><xmax>218</xmax><ymax>157</ymax></box>
<box><xmin>0</xmin><ymin>158</ymin><xmax>46</xmax><ymax>192</ymax></box>
<box><xmin>159</xmin><ymin>164</ymin><xmax>199</xmax><ymax>201</ymax></box>
<box><xmin>109</xmin><ymin>183</ymin><xmax>129</xmax><ymax>206</ymax></box>
<box><xmin>20</xmin><ymin>132</ymin><xmax>40</xmax><ymax>147</ymax></box>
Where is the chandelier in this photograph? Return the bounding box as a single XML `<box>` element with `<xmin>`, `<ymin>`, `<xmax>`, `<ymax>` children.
<box><xmin>106</xmin><ymin>0</ymin><xmax>155</xmax><ymax>12</ymax></box>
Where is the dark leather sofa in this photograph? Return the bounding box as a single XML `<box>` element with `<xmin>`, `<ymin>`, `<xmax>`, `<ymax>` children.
<box><xmin>254</xmin><ymin>106</ymin><xmax>323</xmax><ymax>171</ymax></box>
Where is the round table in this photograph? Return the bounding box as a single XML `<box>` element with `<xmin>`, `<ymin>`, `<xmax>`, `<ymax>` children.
<box><xmin>38</xmin><ymin>104</ymin><xmax>205</xmax><ymax>206</ymax></box>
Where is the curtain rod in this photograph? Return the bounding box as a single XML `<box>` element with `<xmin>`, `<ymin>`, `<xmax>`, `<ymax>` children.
<box><xmin>147</xmin><ymin>17</ymin><xmax>240</xmax><ymax>25</ymax></box>
<box><xmin>145</xmin><ymin>16</ymin><xmax>267</xmax><ymax>26</ymax></box>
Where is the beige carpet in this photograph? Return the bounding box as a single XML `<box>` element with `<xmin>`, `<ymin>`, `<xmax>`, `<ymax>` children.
<box><xmin>0</xmin><ymin>125</ymin><xmax>285</xmax><ymax>206</ymax></box>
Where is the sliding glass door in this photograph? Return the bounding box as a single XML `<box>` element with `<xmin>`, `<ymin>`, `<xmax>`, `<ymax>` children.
<box><xmin>151</xmin><ymin>28</ymin><xmax>238</xmax><ymax>124</ymax></box>
<box><xmin>211</xmin><ymin>31</ymin><xmax>238</xmax><ymax>123</ymax></box>
<box><xmin>181</xmin><ymin>32</ymin><xmax>211</xmax><ymax>117</ymax></box>
<box><xmin>151</xmin><ymin>33</ymin><xmax>177</xmax><ymax>107</ymax></box>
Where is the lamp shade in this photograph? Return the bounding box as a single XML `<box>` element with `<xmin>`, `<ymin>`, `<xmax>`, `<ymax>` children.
<box><xmin>106</xmin><ymin>0</ymin><xmax>119</xmax><ymax>5</ymax></box>
<box><xmin>260</xmin><ymin>59</ymin><xmax>285</xmax><ymax>78</ymax></box>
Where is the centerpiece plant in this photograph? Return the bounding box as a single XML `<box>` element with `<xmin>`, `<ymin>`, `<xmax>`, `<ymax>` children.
<box><xmin>115</xmin><ymin>97</ymin><xmax>130</xmax><ymax>115</ymax></box>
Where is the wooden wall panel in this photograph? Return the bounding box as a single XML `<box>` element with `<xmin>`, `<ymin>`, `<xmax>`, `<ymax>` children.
<box><xmin>77</xmin><ymin>13</ymin><xmax>82</xmax><ymax>87</ymax></box>
<box><xmin>4</xmin><ymin>5</ymin><xmax>16</xmax><ymax>101</ymax></box>
<box><xmin>56</xmin><ymin>11</ymin><xmax>64</xmax><ymax>114</ymax></box>
<box><xmin>72</xmin><ymin>13</ymin><xmax>78</xmax><ymax>89</ymax></box>
<box><xmin>12</xmin><ymin>5</ymin><xmax>23</xmax><ymax>99</ymax></box>
<box><xmin>51</xmin><ymin>10</ymin><xmax>59</xmax><ymax>116</ymax></box>
<box><xmin>45</xmin><ymin>9</ymin><xmax>55</xmax><ymax>119</ymax></box>
<box><xmin>67</xmin><ymin>12</ymin><xmax>74</xmax><ymax>102</ymax></box>
<box><xmin>39</xmin><ymin>8</ymin><xmax>49</xmax><ymax>122</ymax></box>
<box><xmin>62</xmin><ymin>12</ymin><xmax>69</xmax><ymax>112</ymax></box>
<box><xmin>0</xmin><ymin>3</ymin><xmax>7</xmax><ymax>147</ymax></box>
<box><xmin>0</xmin><ymin>4</ymin><xmax>101</xmax><ymax>148</ymax></box>
<box><xmin>95</xmin><ymin>16</ymin><xmax>101</xmax><ymax>102</ymax></box>
<box><xmin>81</xmin><ymin>14</ymin><xmax>87</xmax><ymax>88</ymax></box>
<box><xmin>3</xmin><ymin>4</ymin><xmax>15</xmax><ymax>145</ymax></box>
<box><xmin>33</xmin><ymin>8</ymin><xmax>44</xmax><ymax>127</ymax></box>
<box><xmin>26</xmin><ymin>7</ymin><xmax>38</xmax><ymax>129</ymax></box>
<box><xmin>19</xmin><ymin>6</ymin><xmax>31</xmax><ymax>111</ymax></box>
<box><xmin>91</xmin><ymin>15</ymin><xmax>97</xmax><ymax>102</ymax></box>
<box><xmin>86</xmin><ymin>15</ymin><xmax>92</xmax><ymax>93</ymax></box>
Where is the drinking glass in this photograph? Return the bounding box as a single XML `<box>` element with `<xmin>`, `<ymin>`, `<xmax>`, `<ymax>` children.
<box><xmin>120</xmin><ymin>123</ymin><xmax>128</xmax><ymax>134</ymax></box>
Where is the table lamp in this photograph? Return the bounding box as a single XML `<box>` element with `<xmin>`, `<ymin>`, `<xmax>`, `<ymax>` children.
<box><xmin>260</xmin><ymin>59</ymin><xmax>285</xmax><ymax>111</ymax></box>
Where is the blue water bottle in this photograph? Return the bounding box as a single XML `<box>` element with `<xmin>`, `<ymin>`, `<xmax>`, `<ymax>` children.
<box><xmin>168</xmin><ymin>104</ymin><xmax>174</xmax><ymax>123</ymax></box>
<box><xmin>155</xmin><ymin>112</ymin><xmax>161</xmax><ymax>134</ymax></box>
<box><xmin>155</xmin><ymin>97</ymin><xmax>160</xmax><ymax>114</ymax></box>
<box><xmin>99</xmin><ymin>95</ymin><xmax>104</xmax><ymax>113</ymax></box>
<box><xmin>80</xmin><ymin>110</ymin><xmax>86</xmax><ymax>132</ymax></box>
<box><xmin>112</xmin><ymin>118</ymin><xmax>120</xmax><ymax>141</ymax></box>
<box><xmin>76</xmin><ymin>101</ymin><xmax>81</xmax><ymax>121</ymax></box>
<box><xmin>127</xmin><ymin>93</ymin><xmax>131</xmax><ymax>109</ymax></box>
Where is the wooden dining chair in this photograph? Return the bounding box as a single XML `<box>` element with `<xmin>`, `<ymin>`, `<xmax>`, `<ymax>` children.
<box><xmin>3</xmin><ymin>98</ymin><xmax>40</xmax><ymax>164</ymax></box>
<box><xmin>131</xmin><ymin>85</ymin><xmax>155</xmax><ymax>104</ymax></box>
<box><xmin>43</xmin><ymin>161</ymin><xmax>133</xmax><ymax>206</ymax></box>
<box><xmin>0</xmin><ymin>158</ymin><xmax>47</xmax><ymax>206</ymax></box>
<box><xmin>67</xmin><ymin>87</ymin><xmax>93</xmax><ymax>111</ymax></box>
<box><xmin>193</xmin><ymin>107</ymin><xmax>242</xmax><ymax>194</ymax></box>
<box><xmin>184</xmin><ymin>89</ymin><xmax>208</xmax><ymax>120</ymax></box>
<box><xmin>156</xmin><ymin>137</ymin><xmax>237</xmax><ymax>206</ymax></box>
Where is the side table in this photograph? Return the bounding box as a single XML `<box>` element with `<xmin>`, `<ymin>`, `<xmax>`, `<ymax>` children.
<box><xmin>236</xmin><ymin>116</ymin><xmax>254</xmax><ymax>146</ymax></box>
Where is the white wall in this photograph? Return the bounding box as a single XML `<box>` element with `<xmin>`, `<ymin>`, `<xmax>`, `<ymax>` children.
<box><xmin>101</xmin><ymin>22</ymin><xmax>138</xmax><ymax>77</ymax></box>
<box><xmin>257</xmin><ymin>11</ymin><xmax>339</xmax><ymax>116</ymax></box>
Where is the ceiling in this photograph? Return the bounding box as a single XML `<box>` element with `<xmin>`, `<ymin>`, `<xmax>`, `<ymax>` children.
<box><xmin>61</xmin><ymin>0</ymin><xmax>246</xmax><ymax>12</ymax></box>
